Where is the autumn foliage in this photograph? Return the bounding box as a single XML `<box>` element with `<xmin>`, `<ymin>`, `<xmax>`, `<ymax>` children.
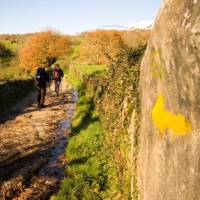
<box><xmin>122</xmin><ymin>29</ymin><xmax>150</xmax><ymax>49</ymax></box>
<box><xmin>78</xmin><ymin>29</ymin><xmax>150</xmax><ymax>65</ymax></box>
<box><xmin>79</xmin><ymin>30</ymin><xmax>124</xmax><ymax>64</ymax></box>
<box><xmin>20</xmin><ymin>31</ymin><xmax>71</xmax><ymax>71</ymax></box>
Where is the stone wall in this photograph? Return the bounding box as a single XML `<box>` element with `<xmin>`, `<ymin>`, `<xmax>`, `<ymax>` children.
<box><xmin>0</xmin><ymin>79</ymin><xmax>34</xmax><ymax>114</ymax></box>
<box><xmin>138</xmin><ymin>0</ymin><xmax>200</xmax><ymax>199</ymax></box>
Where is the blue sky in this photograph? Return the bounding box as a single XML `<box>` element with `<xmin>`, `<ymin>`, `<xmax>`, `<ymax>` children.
<box><xmin>0</xmin><ymin>0</ymin><xmax>162</xmax><ymax>35</ymax></box>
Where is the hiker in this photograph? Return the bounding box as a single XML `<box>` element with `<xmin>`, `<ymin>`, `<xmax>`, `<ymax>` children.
<box><xmin>53</xmin><ymin>64</ymin><xmax>64</xmax><ymax>95</ymax></box>
<box><xmin>35</xmin><ymin>67</ymin><xmax>50</xmax><ymax>108</ymax></box>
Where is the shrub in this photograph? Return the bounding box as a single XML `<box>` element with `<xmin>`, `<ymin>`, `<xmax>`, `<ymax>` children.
<box><xmin>0</xmin><ymin>43</ymin><xmax>12</xmax><ymax>57</ymax></box>
<box><xmin>20</xmin><ymin>30</ymin><xmax>71</xmax><ymax>71</ymax></box>
<box><xmin>79</xmin><ymin>30</ymin><xmax>124</xmax><ymax>65</ymax></box>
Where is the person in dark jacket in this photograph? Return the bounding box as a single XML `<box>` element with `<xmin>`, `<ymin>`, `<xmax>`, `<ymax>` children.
<box><xmin>53</xmin><ymin>64</ymin><xmax>64</xmax><ymax>95</ymax></box>
<box><xmin>35</xmin><ymin>67</ymin><xmax>50</xmax><ymax>107</ymax></box>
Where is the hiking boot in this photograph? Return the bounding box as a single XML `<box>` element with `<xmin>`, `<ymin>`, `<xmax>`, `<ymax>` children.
<box><xmin>37</xmin><ymin>103</ymin><xmax>45</xmax><ymax>109</ymax></box>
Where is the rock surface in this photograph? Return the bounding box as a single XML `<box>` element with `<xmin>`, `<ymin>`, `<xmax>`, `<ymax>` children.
<box><xmin>139</xmin><ymin>0</ymin><xmax>200</xmax><ymax>199</ymax></box>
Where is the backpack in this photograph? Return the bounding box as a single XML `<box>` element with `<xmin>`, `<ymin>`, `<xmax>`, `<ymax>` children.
<box><xmin>35</xmin><ymin>68</ymin><xmax>46</xmax><ymax>87</ymax></box>
<box><xmin>53</xmin><ymin>68</ymin><xmax>61</xmax><ymax>80</ymax></box>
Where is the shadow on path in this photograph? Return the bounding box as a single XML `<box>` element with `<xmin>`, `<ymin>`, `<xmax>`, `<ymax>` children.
<box><xmin>0</xmin><ymin>91</ymin><xmax>74</xmax><ymax>124</ymax></box>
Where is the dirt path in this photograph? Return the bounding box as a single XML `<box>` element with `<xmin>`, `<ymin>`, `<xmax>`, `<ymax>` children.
<box><xmin>0</xmin><ymin>81</ymin><xmax>76</xmax><ymax>200</ymax></box>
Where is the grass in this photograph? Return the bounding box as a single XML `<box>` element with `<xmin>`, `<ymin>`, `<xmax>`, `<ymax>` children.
<box><xmin>75</xmin><ymin>64</ymin><xmax>107</xmax><ymax>75</ymax></box>
<box><xmin>1</xmin><ymin>40</ymin><xmax>23</xmax><ymax>53</ymax></box>
<box><xmin>56</xmin><ymin>36</ymin><xmax>83</xmax><ymax>68</ymax></box>
<box><xmin>57</xmin><ymin>34</ymin><xmax>107</xmax><ymax>87</ymax></box>
<box><xmin>0</xmin><ymin>39</ymin><xmax>28</xmax><ymax>83</ymax></box>
<box><xmin>65</xmin><ymin>64</ymin><xmax>107</xmax><ymax>88</ymax></box>
<box><xmin>0</xmin><ymin>38</ymin><xmax>35</xmax><ymax>114</ymax></box>
<box><xmin>55</xmin><ymin>42</ymin><xmax>109</xmax><ymax>198</ymax></box>
<box><xmin>0</xmin><ymin>66</ymin><xmax>28</xmax><ymax>83</ymax></box>
<box><xmin>69</xmin><ymin>44</ymin><xmax>82</xmax><ymax>61</ymax></box>
<box><xmin>56</xmin><ymin>85</ymin><xmax>108</xmax><ymax>200</ymax></box>
<box><xmin>54</xmin><ymin>38</ymin><xmax>146</xmax><ymax>200</ymax></box>
<box><xmin>69</xmin><ymin>36</ymin><xmax>84</xmax><ymax>61</ymax></box>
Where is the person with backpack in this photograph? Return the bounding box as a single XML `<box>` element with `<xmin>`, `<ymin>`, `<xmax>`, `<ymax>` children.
<box><xmin>53</xmin><ymin>64</ymin><xmax>64</xmax><ymax>95</ymax></box>
<box><xmin>35</xmin><ymin>66</ymin><xmax>50</xmax><ymax>108</ymax></box>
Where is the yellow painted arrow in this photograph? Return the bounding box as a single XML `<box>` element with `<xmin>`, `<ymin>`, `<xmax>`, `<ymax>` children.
<box><xmin>152</xmin><ymin>95</ymin><xmax>192</xmax><ymax>136</ymax></box>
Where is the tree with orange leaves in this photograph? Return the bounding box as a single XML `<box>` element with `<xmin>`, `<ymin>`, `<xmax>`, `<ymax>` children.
<box><xmin>20</xmin><ymin>31</ymin><xmax>71</xmax><ymax>71</ymax></box>
<box><xmin>79</xmin><ymin>30</ymin><xmax>123</xmax><ymax>64</ymax></box>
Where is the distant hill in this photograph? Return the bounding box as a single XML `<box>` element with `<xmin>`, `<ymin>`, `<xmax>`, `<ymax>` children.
<box><xmin>97</xmin><ymin>21</ymin><xmax>153</xmax><ymax>31</ymax></box>
<box><xmin>97</xmin><ymin>25</ymin><xmax>129</xmax><ymax>30</ymax></box>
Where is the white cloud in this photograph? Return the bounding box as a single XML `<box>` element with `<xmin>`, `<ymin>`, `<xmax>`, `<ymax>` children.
<box><xmin>126</xmin><ymin>20</ymin><xmax>153</xmax><ymax>29</ymax></box>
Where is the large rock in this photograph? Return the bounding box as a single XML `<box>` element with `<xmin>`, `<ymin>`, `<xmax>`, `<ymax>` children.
<box><xmin>139</xmin><ymin>0</ymin><xmax>200</xmax><ymax>199</ymax></box>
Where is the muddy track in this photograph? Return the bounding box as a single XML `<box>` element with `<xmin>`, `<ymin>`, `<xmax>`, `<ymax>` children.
<box><xmin>0</xmin><ymin>81</ymin><xmax>76</xmax><ymax>200</ymax></box>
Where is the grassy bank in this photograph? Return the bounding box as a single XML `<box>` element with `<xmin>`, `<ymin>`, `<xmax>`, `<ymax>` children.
<box><xmin>54</xmin><ymin>44</ymin><xmax>146</xmax><ymax>199</ymax></box>
<box><xmin>56</xmin><ymin>83</ymin><xmax>108</xmax><ymax>199</ymax></box>
<box><xmin>0</xmin><ymin>42</ymin><xmax>29</xmax><ymax>83</ymax></box>
<box><xmin>0</xmin><ymin>79</ymin><xmax>35</xmax><ymax>115</ymax></box>
<box><xmin>0</xmin><ymin>66</ymin><xmax>28</xmax><ymax>83</ymax></box>
<box><xmin>0</xmin><ymin>40</ymin><xmax>34</xmax><ymax>113</ymax></box>
<box><xmin>66</xmin><ymin>64</ymin><xmax>107</xmax><ymax>87</ymax></box>
<box><xmin>52</xmin><ymin>44</ymin><xmax>109</xmax><ymax>198</ymax></box>
<box><xmin>1</xmin><ymin>40</ymin><xmax>23</xmax><ymax>54</ymax></box>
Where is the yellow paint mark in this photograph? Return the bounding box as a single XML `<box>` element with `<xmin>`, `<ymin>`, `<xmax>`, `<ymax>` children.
<box><xmin>152</xmin><ymin>95</ymin><xmax>192</xmax><ymax>136</ymax></box>
<box><xmin>150</xmin><ymin>50</ymin><xmax>165</xmax><ymax>80</ymax></box>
